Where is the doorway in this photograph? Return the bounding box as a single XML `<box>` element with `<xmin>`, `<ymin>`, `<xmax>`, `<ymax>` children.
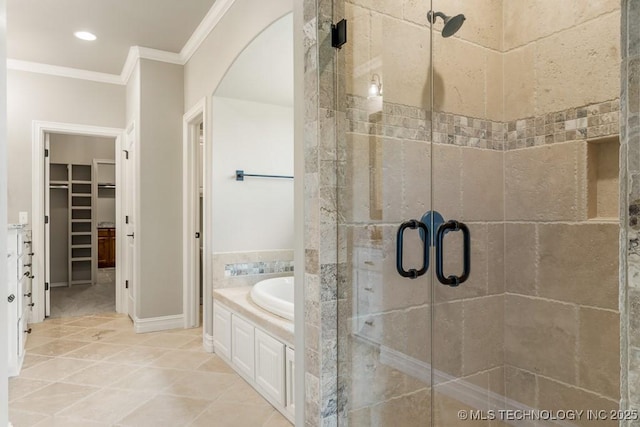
<box><xmin>183</xmin><ymin>100</ymin><xmax>207</xmax><ymax>329</ymax></box>
<box><xmin>32</xmin><ymin>122</ymin><xmax>126</xmax><ymax>323</ymax></box>
<box><xmin>45</xmin><ymin>133</ymin><xmax>118</xmax><ymax>318</ymax></box>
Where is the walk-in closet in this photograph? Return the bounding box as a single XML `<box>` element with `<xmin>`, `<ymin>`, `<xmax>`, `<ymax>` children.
<box><xmin>48</xmin><ymin>134</ymin><xmax>117</xmax><ymax>317</ymax></box>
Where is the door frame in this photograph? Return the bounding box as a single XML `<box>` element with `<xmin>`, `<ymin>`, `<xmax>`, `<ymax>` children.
<box><xmin>182</xmin><ymin>98</ymin><xmax>208</xmax><ymax>331</ymax></box>
<box><xmin>123</xmin><ymin>122</ymin><xmax>139</xmax><ymax>321</ymax></box>
<box><xmin>32</xmin><ymin>121</ymin><xmax>125</xmax><ymax>322</ymax></box>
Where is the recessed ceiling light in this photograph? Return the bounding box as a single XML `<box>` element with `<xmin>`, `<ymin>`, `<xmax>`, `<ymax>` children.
<box><xmin>74</xmin><ymin>31</ymin><xmax>97</xmax><ymax>41</ymax></box>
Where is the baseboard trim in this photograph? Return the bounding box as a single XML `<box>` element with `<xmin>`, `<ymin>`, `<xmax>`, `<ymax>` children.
<box><xmin>134</xmin><ymin>314</ymin><xmax>184</xmax><ymax>333</ymax></box>
<box><xmin>203</xmin><ymin>333</ymin><xmax>215</xmax><ymax>353</ymax></box>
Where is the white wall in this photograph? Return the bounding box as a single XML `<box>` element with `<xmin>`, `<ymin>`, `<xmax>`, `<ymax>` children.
<box><xmin>126</xmin><ymin>62</ymin><xmax>140</xmax><ymax>128</ymax></box>
<box><xmin>212</xmin><ymin>97</ymin><xmax>294</xmax><ymax>252</ymax></box>
<box><xmin>97</xmin><ymin>163</ymin><xmax>116</xmax><ymax>224</ymax></box>
<box><xmin>6</xmin><ymin>70</ymin><xmax>125</xmax><ymax>224</ymax></box>
<box><xmin>50</xmin><ymin>134</ymin><xmax>115</xmax><ymax>164</ymax></box>
<box><xmin>183</xmin><ymin>0</ymin><xmax>292</xmax><ymax>339</ymax></box>
<box><xmin>183</xmin><ymin>0</ymin><xmax>292</xmax><ymax>109</ymax></box>
<box><xmin>138</xmin><ymin>59</ymin><xmax>184</xmax><ymax>319</ymax></box>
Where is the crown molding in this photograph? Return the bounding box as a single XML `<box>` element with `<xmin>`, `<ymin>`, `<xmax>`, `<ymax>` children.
<box><xmin>9</xmin><ymin>0</ymin><xmax>236</xmax><ymax>86</ymax></box>
<box><xmin>180</xmin><ymin>0</ymin><xmax>236</xmax><ymax>63</ymax></box>
<box><xmin>7</xmin><ymin>59</ymin><xmax>123</xmax><ymax>85</ymax></box>
<box><xmin>120</xmin><ymin>46</ymin><xmax>140</xmax><ymax>84</ymax></box>
<box><xmin>138</xmin><ymin>46</ymin><xmax>182</xmax><ymax>65</ymax></box>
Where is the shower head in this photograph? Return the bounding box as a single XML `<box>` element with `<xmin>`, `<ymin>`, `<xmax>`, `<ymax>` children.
<box><xmin>427</xmin><ymin>11</ymin><xmax>466</xmax><ymax>37</ymax></box>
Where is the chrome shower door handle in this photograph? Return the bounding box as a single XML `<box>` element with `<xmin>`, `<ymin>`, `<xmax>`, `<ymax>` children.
<box><xmin>396</xmin><ymin>220</ymin><xmax>429</xmax><ymax>279</ymax></box>
<box><xmin>435</xmin><ymin>220</ymin><xmax>470</xmax><ymax>286</ymax></box>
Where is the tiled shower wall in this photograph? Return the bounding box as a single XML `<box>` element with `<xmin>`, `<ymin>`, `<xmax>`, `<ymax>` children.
<box><xmin>303</xmin><ymin>0</ymin><xmax>629</xmax><ymax>426</ymax></box>
<box><xmin>622</xmin><ymin>0</ymin><xmax>640</xmax><ymax>423</ymax></box>
<box><xmin>302</xmin><ymin>0</ymin><xmax>343</xmax><ymax>425</ymax></box>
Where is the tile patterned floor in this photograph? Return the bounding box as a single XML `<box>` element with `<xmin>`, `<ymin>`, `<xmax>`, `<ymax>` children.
<box><xmin>9</xmin><ymin>313</ymin><xmax>293</xmax><ymax>427</ymax></box>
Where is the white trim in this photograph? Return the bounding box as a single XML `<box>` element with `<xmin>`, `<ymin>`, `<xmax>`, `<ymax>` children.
<box><xmin>203</xmin><ymin>96</ymin><xmax>215</xmax><ymax>346</ymax></box>
<box><xmin>203</xmin><ymin>333</ymin><xmax>215</xmax><ymax>353</ymax></box>
<box><xmin>7</xmin><ymin>59</ymin><xmax>123</xmax><ymax>85</ymax></box>
<box><xmin>137</xmin><ymin>46</ymin><xmax>182</xmax><ymax>65</ymax></box>
<box><xmin>31</xmin><ymin>121</ymin><xmax>125</xmax><ymax>323</ymax></box>
<box><xmin>292</xmin><ymin>0</ymin><xmax>305</xmax><ymax>425</ymax></box>
<box><xmin>182</xmin><ymin>98</ymin><xmax>206</xmax><ymax>329</ymax></box>
<box><xmin>180</xmin><ymin>0</ymin><xmax>236</xmax><ymax>63</ymax></box>
<box><xmin>134</xmin><ymin>314</ymin><xmax>185</xmax><ymax>333</ymax></box>
<box><xmin>120</xmin><ymin>47</ymin><xmax>140</xmax><ymax>85</ymax></box>
<box><xmin>123</xmin><ymin>122</ymin><xmax>140</xmax><ymax>320</ymax></box>
<box><xmin>8</xmin><ymin>0</ymin><xmax>238</xmax><ymax>86</ymax></box>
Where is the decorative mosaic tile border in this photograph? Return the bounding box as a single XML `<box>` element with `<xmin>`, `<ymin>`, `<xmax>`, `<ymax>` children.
<box><xmin>346</xmin><ymin>94</ymin><xmax>505</xmax><ymax>150</ymax></box>
<box><xmin>505</xmin><ymin>99</ymin><xmax>620</xmax><ymax>150</ymax></box>
<box><xmin>433</xmin><ymin>111</ymin><xmax>505</xmax><ymax>150</ymax></box>
<box><xmin>346</xmin><ymin>95</ymin><xmax>621</xmax><ymax>151</ymax></box>
<box><xmin>224</xmin><ymin>260</ymin><xmax>294</xmax><ymax>277</ymax></box>
<box><xmin>346</xmin><ymin>95</ymin><xmax>431</xmax><ymax>142</ymax></box>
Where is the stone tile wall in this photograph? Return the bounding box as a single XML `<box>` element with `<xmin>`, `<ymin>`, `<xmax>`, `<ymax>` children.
<box><xmin>306</xmin><ymin>1</ymin><xmax>627</xmax><ymax>426</ymax></box>
<box><xmin>303</xmin><ymin>0</ymin><xmax>342</xmax><ymax>425</ymax></box>
<box><xmin>621</xmin><ymin>0</ymin><xmax>640</xmax><ymax>423</ymax></box>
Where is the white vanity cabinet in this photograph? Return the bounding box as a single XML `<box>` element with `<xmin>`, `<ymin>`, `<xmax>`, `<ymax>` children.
<box><xmin>213</xmin><ymin>299</ymin><xmax>295</xmax><ymax>423</ymax></box>
<box><xmin>7</xmin><ymin>225</ymin><xmax>33</xmax><ymax>377</ymax></box>
<box><xmin>255</xmin><ymin>329</ymin><xmax>285</xmax><ymax>406</ymax></box>
<box><xmin>213</xmin><ymin>301</ymin><xmax>231</xmax><ymax>359</ymax></box>
<box><xmin>231</xmin><ymin>314</ymin><xmax>255</xmax><ymax>380</ymax></box>
<box><xmin>285</xmin><ymin>346</ymin><xmax>295</xmax><ymax>417</ymax></box>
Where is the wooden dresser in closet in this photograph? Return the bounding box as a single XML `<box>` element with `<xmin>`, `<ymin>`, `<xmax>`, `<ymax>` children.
<box><xmin>97</xmin><ymin>227</ymin><xmax>116</xmax><ymax>268</ymax></box>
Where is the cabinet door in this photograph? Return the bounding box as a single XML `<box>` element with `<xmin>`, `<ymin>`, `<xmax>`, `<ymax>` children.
<box><xmin>285</xmin><ymin>347</ymin><xmax>295</xmax><ymax>416</ymax></box>
<box><xmin>255</xmin><ymin>329</ymin><xmax>285</xmax><ymax>406</ymax></box>
<box><xmin>97</xmin><ymin>235</ymin><xmax>109</xmax><ymax>268</ymax></box>
<box><xmin>213</xmin><ymin>301</ymin><xmax>232</xmax><ymax>359</ymax></box>
<box><xmin>108</xmin><ymin>230</ymin><xmax>116</xmax><ymax>267</ymax></box>
<box><xmin>231</xmin><ymin>314</ymin><xmax>255</xmax><ymax>380</ymax></box>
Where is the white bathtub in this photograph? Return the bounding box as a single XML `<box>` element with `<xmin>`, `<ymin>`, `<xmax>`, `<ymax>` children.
<box><xmin>250</xmin><ymin>276</ymin><xmax>294</xmax><ymax>321</ymax></box>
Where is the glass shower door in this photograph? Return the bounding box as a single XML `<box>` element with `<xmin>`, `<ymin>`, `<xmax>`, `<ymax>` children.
<box><xmin>336</xmin><ymin>1</ymin><xmax>621</xmax><ymax>426</ymax></box>
<box><xmin>429</xmin><ymin>2</ymin><xmax>621</xmax><ymax>427</ymax></box>
<box><xmin>428</xmin><ymin>1</ymin><xmax>506</xmax><ymax>424</ymax></box>
<box><xmin>337</xmin><ymin>0</ymin><xmax>435</xmax><ymax>425</ymax></box>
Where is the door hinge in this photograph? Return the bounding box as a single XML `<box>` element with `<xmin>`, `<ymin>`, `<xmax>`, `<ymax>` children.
<box><xmin>45</xmin><ymin>215</ymin><xmax>49</xmax><ymax>224</ymax></box>
<box><xmin>123</xmin><ymin>149</ymin><xmax>129</xmax><ymax>160</ymax></box>
<box><xmin>45</xmin><ymin>282</ymin><xmax>49</xmax><ymax>291</ymax></box>
<box><xmin>125</xmin><ymin>280</ymin><xmax>129</xmax><ymax>289</ymax></box>
<box><xmin>332</xmin><ymin>19</ymin><xmax>348</xmax><ymax>49</ymax></box>
<box><xmin>125</xmin><ymin>215</ymin><xmax>129</xmax><ymax>224</ymax></box>
<box><xmin>44</xmin><ymin>148</ymin><xmax>49</xmax><ymax>158</ymax></box>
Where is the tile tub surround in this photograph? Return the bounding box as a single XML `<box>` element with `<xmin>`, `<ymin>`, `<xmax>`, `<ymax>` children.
<box><xmin>213</xmin><ymin>250</ymin><xmax>294</xmax><ymax>289</ymax></box>
<box><xmin>213</xmin><ymin>287</ymin><xmax>294</xmax><ymax>346</ymax></box>
<box><xmin>9</xmin><ymin>313</ymin><xmax>292</xmax><ymax>427</ymax></box>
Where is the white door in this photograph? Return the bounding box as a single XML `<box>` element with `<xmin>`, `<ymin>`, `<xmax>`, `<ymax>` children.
<box><xmin>44</xmin><ymin>133</ymin><xmax>51</xmax><ymax>317</ymax></box>
<box><xmin>123</xmin><ymin>128</ymin><xmax>136</xmax><ymax>319</ymax></box>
